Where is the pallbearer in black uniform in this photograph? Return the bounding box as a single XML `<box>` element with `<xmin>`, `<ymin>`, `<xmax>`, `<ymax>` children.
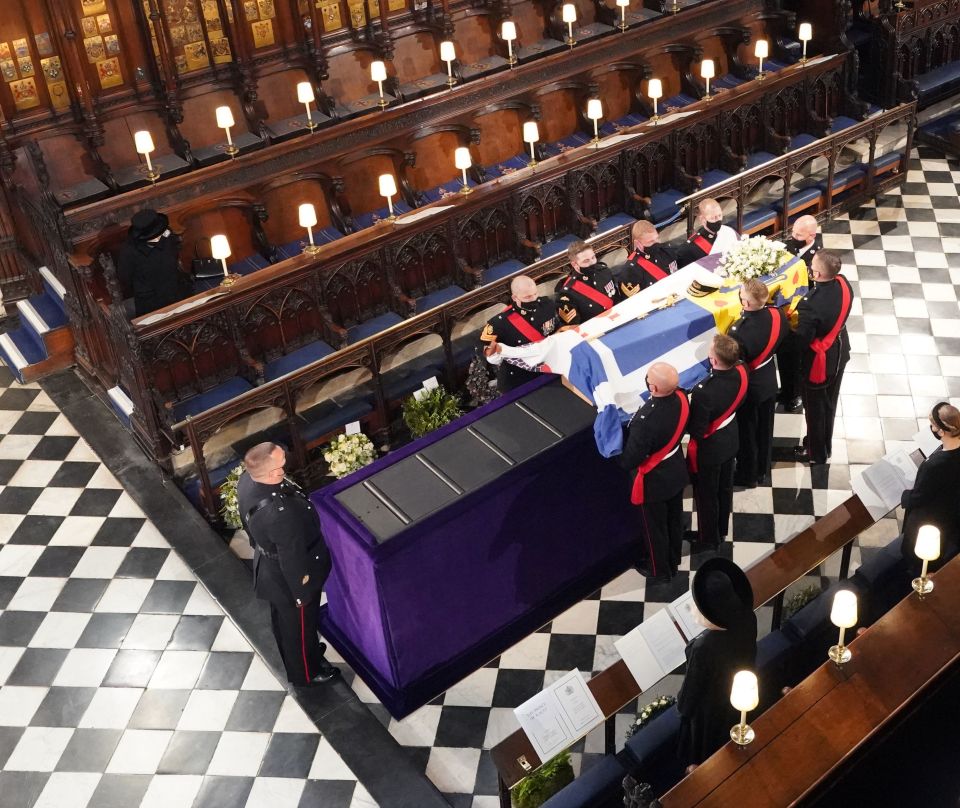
<box><xmin>480</xmin><ymin>275</ymin><xmax>558</xmax><ymax>393</ymax></box>
<box><xmin>555</xmin><ymin>240</ymin><xmax>621</xmax><ymax>326</ymax></box>
<box><xmin>675</xmin><ymin>198</ymin><xmax>739</xmax><ymax>269</ymax></box>
<box><xmin>687</xmin><ymin>334</ymin><xmax>749</xmax><ymax>548</ymax></box>
<box><xmin>619</xmin><ymin>362</ymin><xmax>689</xmax><ymax>581</ymax></box>
<box><xmin>793</xmin><ymin>250</ymin><xmax>854</xmax><ymax>465</ymax></box>
<box><xmin>777</xmin><ymin>215</ymin><xmax>823</xmax><ymax>413</ymax></box>
<box><xmin>729</xmin><ymin>278</ymin><xmax>788</xmax><ymax>487</ymax></box>
<box><xmin>238</xmin><ymin>443</ymin><xmax>338</xmax><ymax>686</ymax></box>
<box><xmin>617</xmin><ymin>220</ymin><xmax>678</xmax><ymax>297</ymax></box>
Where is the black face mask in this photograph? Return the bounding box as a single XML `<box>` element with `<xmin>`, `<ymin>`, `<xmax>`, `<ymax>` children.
<box><xmin>644</xmin><ymin>375</ymin><xmax>652</xmax><ymax>393</ymax></box>
<box><xmin>705</xmin><ymin>219</ymin><xmax>722</xmax><ymax>234</ymax></box>
<box><xmin>517</xmin><ymin>297</ymin><xmax>540</xmax><ymax>313</ymax></box>
<box><xmin>931</xmin><ymin>425</ymin><xmax>941</xmax><ymax>440</ymax></box>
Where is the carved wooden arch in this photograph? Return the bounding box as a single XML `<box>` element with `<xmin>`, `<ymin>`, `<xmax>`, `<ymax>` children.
<box><xmin>321</xmin><ymin>256</ymin><xmax>392</xmax><ymax>327</ymax></box>
<box><xmin>240</xmin><ymin>284</ymin><xmax>324</xmax><ymax>359</ymax></box>
<box><xmin>518</xmin><ymin>181</ymin><xmax>570</xmax><ymax>244</ymax></box>
<box><xmin>149</xmin><ymin>314</ymin><xmax>241</xmax><ymax>397</ymax></box>
<box><xmin>456</xmin><ymin>204</ymin><xmax>517</xmax><ymax>269</ymax></box>
<box><xmin>573</xmin><ymin>159</ymin><xmax>623</xmax><ymax>222</ymax></box>
<box><xmin>390</xmin><ymin>227</ymin><xmax>455</xmax><ymax>297</ymax></box>
<box><xmin>626</xmin><ymin>140</ymin><xmax>674</xmax><ymax>197</ymax></box>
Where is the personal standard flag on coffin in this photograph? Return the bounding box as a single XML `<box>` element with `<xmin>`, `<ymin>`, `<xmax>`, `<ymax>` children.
<box><xmin>496</xmin><ymin>254</ymin><xmax>807</xmax><ymax>457</ymax></box>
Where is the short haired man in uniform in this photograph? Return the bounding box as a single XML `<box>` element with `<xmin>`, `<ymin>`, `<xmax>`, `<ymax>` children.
<box><xmin>793</xmin><ymin>250</ymin><xmax>854</xmax><ymax>465</ymax></box>
<box><xmin>675</xmin><ymin>198</ymin><xmax>739</xmax><ymax>268</ymax></box>
<box><xmin>555</xmin><ymin>240</ymin><xmax>621</xmax><ymax>326</ymax></box>
<box><xmin>617</xmin><ymin>220</ymin><xmax>679</xmax><ymax>297</ymax></box>
<box><xmin>729</xmin><ymin>278</ymin><xmax>788</xmax><ymax>487</ymax></box>
<box><xmin>687</xmin><ymin>334</ymin><xmax>750</xmax><ymax>549</ymax></box>
<box><xmin>619</xmin><ymin>362</ymin><xmax>690</xmax><ymax>581</ymax></box>
<box><xmin>238</xmin><ymin>443</ymin><xmax>338</xmax><ymax>686</ymax></box>
<box><xmin>480</xmin><ymin>275</ymin><xmax>559</xmax><ymax>393</ymax></box>
<box><xmin>776</xmin><ymin>214</ymin><xmax>823</xmax><ymax>413</ymax></box>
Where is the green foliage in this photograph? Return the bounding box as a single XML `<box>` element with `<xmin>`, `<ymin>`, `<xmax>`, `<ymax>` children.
<box><xmin>512</xmin><ymin>750</ymin><xmax>575</xmax><ymax>808</ymax></box>
<box><xmin>402</xmin><ymin>385</ymin><xmax>463</xmax><ymax>438</ymax></box>
<box><xmin>625</xmin><ymin>694</ymin><xmax>677</xmax><ymax>740</ymax></box>
<box><xmin>219</xmin><ymin>463</ymin><xmax>245</xmax><ymax>530</ymax></box>
<box><xmin>784</xmin><ymin>584</ymin><xmax>821</xmax><ymax>618</ymax></box>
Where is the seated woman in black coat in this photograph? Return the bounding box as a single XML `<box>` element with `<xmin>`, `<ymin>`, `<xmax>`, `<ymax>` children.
<box><xmin>117</xmin><ymin>209</ymin><xmax>192</xmax><ymax>317</ymax></box>
<box><xmin>677</xmin><ymin>557</ymin><xmax>757</xmax><ymax>771</ymax></box>
<box><xmin>901</xmin><ymin>401</ymin><xmax>960</xmax><ymax>570</ymax></box>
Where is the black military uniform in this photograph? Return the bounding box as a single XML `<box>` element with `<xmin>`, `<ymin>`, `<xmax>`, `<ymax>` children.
<box><xmin>619</xmin><ymin>390</ymin><xmax>690</xmax><ymax>580</ymax></box>
<box><xmin>687</xmin><ymin>363</ymin><xmax>749</xmax><ymax>547</ymax></box>
<box><xmin>794</xmin><ymin>274</ymin><xmax>854</xmax><ymax>464</ymax></box>
<box><xmin>729</xmin><ymin>305</ymin><xmax>789</xmax><ymax>486</ymax></box>
<box><xmin>776</xmin><ymin>234</ymin><xmax>823</xmax><ymax>408</ymax></box>
<box><xmin>480</xmin><ymin>297</ymin><xmax>559</xmax><ymax>392</ymax></box>
<box><xmin>117</xmin><ymin>210</ymin><xmax>192</xmax><ymax>317</ymax></box>
<box><xmin>555</xmin><ymin>262</ymin><xmax>621</xmax><ymax>326</ymax></box>
<box><xmin>237</xmin><ymin>473</ymin><xmax>335</xmax><ymax>686</ymax></box>
<box><xmin>675</xmin><ymin>224</ymin><xmax>721</xmax><ymax>269</ymax></box>
<box><xmin>617</xmin><ymin>244</ymin><xmax>679</xmax><ymax>297</ymax></box>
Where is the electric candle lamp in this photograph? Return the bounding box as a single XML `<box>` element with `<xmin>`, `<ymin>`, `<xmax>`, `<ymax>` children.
<box><xmin>215</xmin><ymin>106</ymin><xmax>238</xmax><ymax>156</ymax></box>
<box><xmin>502</xmin><ymin>21</ymin><xmax>517</xmax><ymax>67</ymax></box>
<box><xmin>210</xmin><ymin>234</ymin><xmax>234</xmax><ymax>286</ymax></box>
<box><xmin>755</xmin><ymin>39</ymin><xmax>768</xmax><ymax>80</ymax></box>
<box><xmin>701</xmin><ymin>59</ymin><xmax>715</xmax><ymax>100</ymax></box>
<box><xmin>134</xmin><ymin>130</ymin><xmax>159</xmax><ymax>182</ymax></box>
<box><xmin>616</xmin><ymin>0</ymin><xmax>630</xmax><ymax>32</ymax></box>
<box><xmin>798</xmin><ymin>23</ymin><xmax>812</xmax><ymax>64</ymax></box>
<box><xmin>586</xmin><ymin>98</ymin><xmax>603</xmax><ymax>146</ymax></box>
<box><xmin>297</xmin><ymin>81</ymin><xmax>317</xmax><ymax>131</ymax></box>
<box><xmin>379</xmin><ymin>173</ymin><xmax>398</xmax><ymax>220</ymax></box>
<box><xmin>523</xmin><ymin>121</ymin><xmax>539</xmax><ymax>167</ymax></box>
<box><xmin>371</xmin><ymin>60</ymin><xmax>388</xmax><ymax>109</ymax></box>
<box><xmin>648</xmin><ymin>78</ymin><xmax>662</xmax><ymax>123</ymax></box>
<box><xmin>828</xmin><ymin>590</ymin><xmax>858</xmax><ymax>666</ymax></box>
<box><xmin>454</xmin><ymin>147</ymin><xmax>472</xmax><ymax>194</ymax></box>
<box><xmin>440</xmin><ymin>41</ymin><xmax>457</xmax><ymax>88</ymax></box>
<box><xmin>299</xmin><ymin>203</ymin><xmax>321</xmax><ymax>255</ymax></box>
<box><xmin>913</xmin><ymin>524</ymin><xmax>940</xmax><ymax>597</ymax></box>
<box><xmin>729</xmin><ymin>671</ymin><xmax>758</xmax><ymax>746</ymax></box>
<box><xmin>562</xmin><ymin>3</ymin><xmax>577</xmax><ymax>47</ymax></box>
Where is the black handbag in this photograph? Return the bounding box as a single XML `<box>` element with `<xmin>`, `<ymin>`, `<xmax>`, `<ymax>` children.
<box><xmin>191</xmin><ymin>237</ymin><xmax>224</xmax><ymax>280</ymax></box>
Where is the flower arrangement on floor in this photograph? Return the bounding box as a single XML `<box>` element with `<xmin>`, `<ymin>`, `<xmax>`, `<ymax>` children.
<box><xmin>402</xmin><ymin>385</ymin><xmax>464</xmax><ymax>439</ymax></box>
<box><xmin>512</xmin><ymin>749</ymin><xmax>575</xmax><ymax>808</ymax></box>
<box><xmin>783</xmin><ymin>583</ymin><xmax>821</xmax><ymax>619</ymax></box>
<box><xmin>322</xmin><ymin>432</ymin><xmax>377</xmax><ymax>479</ymax></box>
<box><xmin>625</xmin><ymin>694</ymin><xmax>677</xmax><ymax>740</ymax></box>
<box><xmin>219</xmin><ymin>463</ymin><xmax>245</xmax><ymax>529</ymax></box>
<box><xmin>718</xmin><ymin>234</ymin><xmax>793</xmax><ymax>282</ymax></box>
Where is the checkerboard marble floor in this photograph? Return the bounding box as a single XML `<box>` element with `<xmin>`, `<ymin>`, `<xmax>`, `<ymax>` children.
<box><xmin>0</xmin><ymin>371</ymin><xmax>376</xmax><ymax>808</ymax></box>
<box><xmin>2</xmin><ymin>144</ymin><xmax>959</xmax><ymax>808</ymax></box>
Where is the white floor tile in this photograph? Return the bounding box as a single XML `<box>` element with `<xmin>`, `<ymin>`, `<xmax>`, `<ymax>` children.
<box><xmin>106</xmin><ymin>728</ymin><xmax>173</xmax><ymax>774</ymax></box>
<box><xmin>206</xmin><ymin>731</ymin><xmax>271</xmax><ymax>776</ymax></box>
<box><xmin>79</xmin><ymin>687</ymin><xmax>144</xmax><ymax>729</ymax></box>
<box><xmin>94</xmin><ymin>579</ymin><xmax>153</xmax><ymax>613</ymax></box>
<box><xmin>244</xmin><ymin>777</ymin><xmax>306</xmax><ymax>808</ymax></box>
<box><xmin>6</xmin><ymin>577</ymin><xmax>68</xmax><ymax>611</ymax></box>
<box><xmin>139</xmin><ymin>775</ymin><xmax>204</xmax><ymax>808</ymax></box>
<box><xmin>32</xmin><ymin>772</ymin><xmax>102</xmax><ymax>808</ymax></box>
<box><xmin>176</xmin><ymin>689</ymin><xmax>239</xmax><ymax>731</ymax></box>
<box><xmin>148</xmin><ymin>650</ymin><xmax>208</xmax><ymax>689</ymax></box>
<box><xmin>121</xmin><ymin>614</ymin><xmax>181</xmax><ymax>650</ymax></box>
<box><xmin>0</xmin><ymin>685</ymin><xmax>47</xmax><ymax>726</ymax></box>
<box><xmin>4</xmin><ymin>727</ymin><xmax>75</xmax><ymax>771</ymax></box>
<box><xmin>53</xmin><ymin>648</ymin><xmax>117</xmax><ymax>687</ymax></box>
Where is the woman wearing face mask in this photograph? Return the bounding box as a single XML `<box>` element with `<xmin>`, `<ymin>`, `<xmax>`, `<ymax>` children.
<box><xmin>900</xmin><ymin>401</ymin><xmax>960</xmax><ymax>571</ymax></box>
<box><xmin>117</xmin><ymin>208</ymin><xmax>192</xmax><ymax>317</ymax></box>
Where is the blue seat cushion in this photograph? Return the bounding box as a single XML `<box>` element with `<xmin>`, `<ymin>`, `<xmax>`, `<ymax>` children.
<box><xmin>347</xmin><ymin>311</ymin><xmax>405</xmax><ymax>344</ymax></box>
<box><xmin>789</xmin><ymin>132</ymin><xmax>819</xmax><ymax>150</ymax></box>
<box><xmin>228</xmin><ymin>253</ymin><xmax>271</xmax><ymax>276</ymax></box>
<box><xmin>713</xmin><ymin>73</ymin><xmax>747</xmax><ymax>90</ymax></box>
<box><xmin>262</xmin><ymin>340</ymin><xmax>335</xmax><ymax>382</ymax></box>
<box><xmin>181</xmin><ymin>455</ymin><xmax>240</xmax><ymax>509</ymax></box>
<box><xmin>599</xmin><ymin>113</ymin><xmax>648</xmax><ymax>136</ymax></box>
<box><xmin>819</xmin><ymin>164</ymin><xmax>866</xmax><ymax>193</ymax></box>
<box><xmin>649</xmin><ymin>188</ymin><xmax>684</xmax><ymax>225</ymax></box>
<box><xmin>540</xmin><ymin>233</ymin><xmax>580</xmax><ymax>259</ymax></box>
<box><xmin>415</xmin><ymin>285</ymin><xmax>466</xmax><ymax>313</ymax></box>
<box><xmin>299</xmin><ymin>396</ymin><xmax>375</xmax><ymax>445</ymax></box>
<box><xmin>623</xmin><ymin>706</ymin><xmax>685</xmax><ymax>794</ymax></box>
<box><xmin>756</xmin><ymin>628</ymin><xmax>797</xmax><ymax>708</ymax></box>
<box><xmin>353</xmin><ymin>201</ymin><xmax>413</xmax><ymax>230</ymax></box>
<box><xmin>484</xmin><ymin>154</ymin><xmax>530</xmax><ymax>179</ymax></box>
<box><xmin>747</xmin><ymin>151</ymin><xmax>777</xmax><ymax>169</ymax></box>
<box><xmin>772</xmin><ymin>186</ymin><xmax>823</xmax><ymax>213</ymax></box>
<box><xmin>915</xmin><ymin>60</ymin><xmax>960</xmax><ymax>102</ymax></box>
<box><xmin>596</xmin><ymin>213</ymin><xmax>637</xmax><ymax>234</ymax></box>
<box><xmin>741</xmin><ymin>208</ymin><xmax>777</xmax><ymax>232</ymax></box>
<box><xmin>540</xmin><ymin>754</ymin><xmax>627</xmax><ymax>808</ymax></box>
<box><xmin>275</xmin><ymin>228</ymin><xmax>343</xmax><ymax>259</ymax></box>
<box><xmin>829</xmin><ymin>116</ymin><xmax>859</xmax><ymax>133</ymax></box>
<box><xmin>920</xmin><ymin>111</ymin><xmax>960</xmax><ymax>138</ymax></box>
<box><xmin>420</xmin><ymin>177</ymin><xmax>477</xmax><ymax>203</ymax></box>
<box><xmin>481</xmin><ymin>258</ymin><xmax>526</xmax><ymax>285</ymax></box>
<box><xmin>451</xmin><ymin>334</ymin><xmax>480</xmax><ymax>368</ymax></box>
<box><xmin>665</xmin><ymin>93</ymin><xmax>697</xmax><ymax>110</ymax></box>
<box><xmin>381</xmin><ymin>346</ymin><xmax>447</xmax><ymax>400</ymax></box>
<box><xmin>172</xmin><ymin>377</ymin><xmax>254</xmax><ymax>422</ymax></box>
<box><xmin>700</xmin><ymin>169</ymin><xmax>731</xmax><ymax>188</ymax></box>
<box><xmin>543</xmin><ymin>132</ymin><xmax>591</xmax><ymax>157</ymax></box>
<box><xmin>873</xmin><ymin>151</ymin><xmax>902</xmax><ymax>173</ymax></box>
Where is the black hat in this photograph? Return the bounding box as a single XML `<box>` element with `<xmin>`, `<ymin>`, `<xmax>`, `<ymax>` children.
<box><xmin>129</xmin><ymin>209</ymin><xmax>169</xmax><ymax>241</ymax></box>
<box><xmin>692</xmin><ymin>557</ymin><xmax>753</xmax><ymax>630</ymax></box>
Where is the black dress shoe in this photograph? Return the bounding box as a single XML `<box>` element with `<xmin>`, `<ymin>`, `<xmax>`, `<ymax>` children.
<box><xmin>785</xmin><ymin>396</ymin><xmax>803</xmax><ymax>413</ymax></box>
<box><xmin>757</xmin><ymin>473</ymin><xmax>771</xmax><ymax>486</ymax></box>
<box><xmin>306</xmin><ymin>661</ymin><xmax>340</xmax><ymax>684</ymax></box>
<box><xmin>793</xmin><ymin>447</ymin><xmax>826</xmax><ymax>465</ymax></box>
<box><xmin>733</xmin><ymin>477</ymin><xmax>756</xmax><ymax>489</ymax></box>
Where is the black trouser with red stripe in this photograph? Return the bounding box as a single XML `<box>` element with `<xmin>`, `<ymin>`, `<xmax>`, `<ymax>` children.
<box><xmin>636</xmin><ymin>490</ymin><xmax>685</xmax><ymax>578</ymax></box>
<box><xmin>776</xmin><ymin>335</ymin><xmax>803</xmax><ymax>402</ymax></box>
<box><xmin>692</xmin><ymin>458</ymin><xmax>735</xmax><ymax>546</ymax></box>
<box><xmin>735</xmin><ymin>396</ymin><xmax>776</xmax><ymax>484</ymax></box>
<box><xmin>269</xmin><ymin>598</ymin><xmax>326</xmax><ymax>686</ymax></box>
<box><xmin>802</xmin><ymin>367</ymin><xmax>845</xmax><ymax>464</ymax></box>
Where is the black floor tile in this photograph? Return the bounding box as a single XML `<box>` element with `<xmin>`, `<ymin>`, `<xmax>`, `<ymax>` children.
<box><xmin>29</xmin><ymin>687</ymin><xmax>97</xmax><ymax>728</ymax></box>
<box><xmin>140</xmin><ymin>580</ymin><xmax>196</xmax><ymax>614</ymax></box>
<box><xmin>115</xmin><ymin>548</ymin><xmax>170</xmax><ymax>579</ymax></box>
<box><xmin>474</xmin><ymin>749</ymin><xmax>501</xmax><ymax>796</ymax></box>
<box><xmin>91</xmin><ymin>517</ymin><xmax>145</xmax><ymax>547</ymax></box>
<box><xmin>297</xmin><ymin>780</ymin><xmax>356</xmax><ymax>808</ymax></box>
<box><xmin>157</xmin><ymin>730</ymin><xmax>221</xmax><ymax>775</ymax></box>
<box><xmin>75</xmin><ymin>613</ymin><xmax>135</xmax><ymax>648</ymax></box>
<box><xmin>545</xmin><ymin>634</ymin><xmax>597</xmax><ymax>672</ymax></box>
<box><xmin>27</xmin><ymin>436</ymin><xmax>79</xmax><ymax>461</ymax></box>
<box><xmin>433</xmin><ymin>705</ymin><xmax>490</xmax><ymax>749</ymax></box>
<box><xmin>193</xmin><ymin>776</ymin><xmax>255</xmax><ymax>808</ymax></box>
<box><xmin>225</xmin><ymin>691</ymin><xmax>287</xmax><ymax>732</ymax></box>
<box><xmin>0</xmin><ymin>388</ymin><xmax>41</xmax><ymax>410</ymax></box>
<box><xmin>772</xmin><ymin>487</ymin><xmax>815</xmax><ymax>515</ymax></box>
<box><xmin>69</xmin><ymin>488</ymin><xmax>124</xmax><ymax>517</ymax></box>
<box><xmin>258</xmin><ymin>732</ymin><xmax>320</xmax><ymax>778</ymax></box>
<box><xmin>0</xmin><ymin>458</ymin><xmax>22</xmax><ymax>484</ymax></box>
<box><xmin>127</xmin><ymin>689</ymin><xmax>192</xmax><ymax>730</ymax></box>
<box><xmin>51</xmin><ymin>578</ymin><xmax>108</xmax><ymax>612</ymax></box>
<box><xmin>8</xmin><ymin>516</ymin><xmax>66</xmax><ymax>545</ymax></box>
<box><xmin>54</xmin><ymin>728</ymin><xmax>123</xmax><ymax>772</ymax></box>
<box><xmin>0</xmin><ymin>611</ymin><xmax>45</xmax><ymax>645</ymax></box>
<box><xmin>102</xmin><ymin>649</ymin><xmax>163</xmax><ymax>688</ymax></box>
<box><xmin>8</xmin><ymin>411</ymin><xmax>59</xmax><ymax>435</ymax></box>
<box><xmin>0</xmin><ymin>486</ymin><xmax>43</xmax><ymax>513</ymax></box>
<box><xmin>0</xmin><ymin>726</ymin><xmax>24</xmax><ymax>769</ymax></box>
<box><xmin>195</xmin><ymin>652</ymin><xmax>252</xmax><ymax>690</ymax></box>
<box><xmin>596</xmin><ymin>600</ymin><xmax>645</xmax><ymax>636</ymax></box>
<box><xmin>28</xmin><ymin>546</ymin><xmax>85</xmax><ymax>577</ymax></box>
<box><xmin>47</xmin><ymin>461</ymin><xmax>100</xmax><ymax>488</ymax></box>
<box><xmin>6</xmin><ymin>647</ymin><xmax>69</xmax><ymax>686</ymax></box>
<box><xmin>168</xmin><ymin>615</ymin><xmax>223</xmax><ymax>651</ymax></box>
<box><xmin>491</xmin><ymin>669</ymin><xmax>546</xmax><ymax>708</ymax></box>
<box><xmin>0</xmin><ymin>771</ymin><xmax>50</xmax><ymax>808</ymax></box>
<box><xmin>641</xmin><ymin>571</ymin><xmax>691</xmax><ymax>602</ymax></box>
<box><xmin>732</xmin><ymin>512</ymin><xmax>776</xmax><ymax>541</ymax></box>
<box><xmin>86</xmin><ymin>774</ymin><xmax>152</xmax><ymax>808</ymax></box>
<box><xmin>0</xmin><ymin>576</ymin><xmax>23</xmax><ymax>609</ymax></box>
